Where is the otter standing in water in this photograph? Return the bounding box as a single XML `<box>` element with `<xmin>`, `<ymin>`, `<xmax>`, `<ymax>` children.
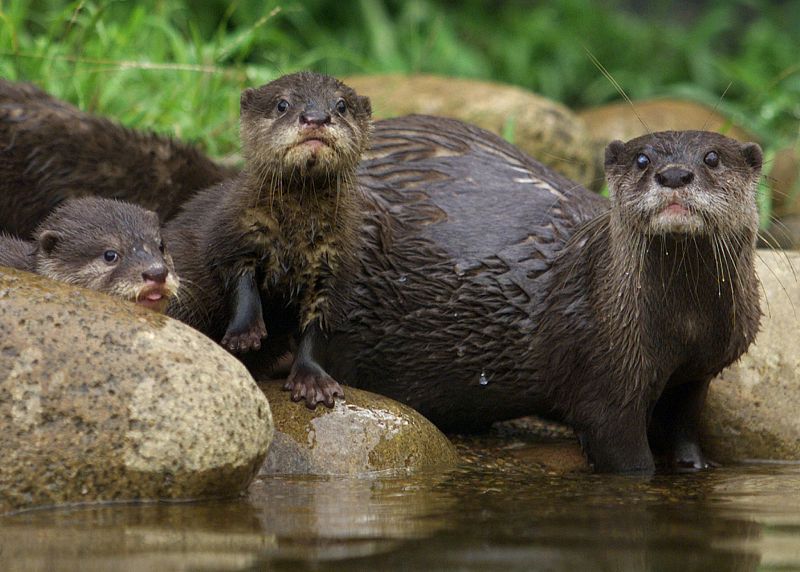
<box><xmin>0</xmin><ymin>196</ymin><xmax>179</xmax><ymax>312</ymax></box>
<box><xmin>165</xmin><ymin>72</ymin><xmax>371</xmax><ymax>408</ymax></box>
<box><xmin>326</xmin><ymin>119</ymin><xmax>762</xmax><ymax>474</ymax></box>
<box><xmin>0</xmin><ymin>79</ymin><xmax>233</xmax><ymax>238</ymax></box>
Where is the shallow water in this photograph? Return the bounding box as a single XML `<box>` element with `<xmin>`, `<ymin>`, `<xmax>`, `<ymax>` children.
<box><xmin>2</xmin><ymin>439</ymin><xmax>800</xmax><ymax>572</ymax></box>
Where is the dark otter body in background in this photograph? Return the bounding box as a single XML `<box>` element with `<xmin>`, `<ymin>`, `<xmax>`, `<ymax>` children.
<box><xmin>0</xmin><ymin>79</ymin><xmax>233</xmax><ymax>238</ymax></box>
<box><xmin>165</xmin><ymin>72</ymin><xmax>371</xmax><ymax>408</ymax></box>
<box><xmin>0</xmin><ymin>196</ymin><xmax>179</xmax><ymax>312</ymax></box>
<box><xmin>325</xmin><ymin>117</ymin><xmax>762</xmax><ymax>474</ymax></box>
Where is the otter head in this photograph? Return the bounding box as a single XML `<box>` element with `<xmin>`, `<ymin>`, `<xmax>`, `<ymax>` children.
<box><xmin>238</xmin><ymin>71</ymin><xmax>372</xmax><ymax>188</ymax></box>
<box><xmin>604</xmin><ymin>131</ymin><xmax>762</xmax><ymax>238</ymax></box>
<box><xmin>34</xmin><ymin>197</ymin><xmax>180</xmax><ymax>312</ymax></box>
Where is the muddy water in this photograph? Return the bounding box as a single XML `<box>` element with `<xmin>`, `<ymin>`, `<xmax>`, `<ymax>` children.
<box><xmin>2</xmin><ymin>439</ymin><xmax>800</xmax><ymax>571</ymax></box>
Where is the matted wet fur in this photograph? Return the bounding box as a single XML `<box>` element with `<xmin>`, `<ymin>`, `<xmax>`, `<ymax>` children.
<box><xmin>0</xmin><ymin>196</ymin><xmax>179</xmax><ymax>312</ymax></box>
<box><xmin>0</xmin><ymin>79</ymin><xmax>233</xmax><ymax>238</ymax></box>
<box><xmin>324</xmin><ymin>119</ymin><xmax>762</xmax><ymax>474</ymax></box>
<box><xmin>164</xmin><ymin>71</ymin><xmax>372</xmax><ymax>408</ymax></box>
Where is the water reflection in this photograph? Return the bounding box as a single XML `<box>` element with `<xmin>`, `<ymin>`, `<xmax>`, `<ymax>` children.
<box><xmin>2</xmin><ymin>450</ymin><xmax>800</xmax><ymax>571</ymax></box>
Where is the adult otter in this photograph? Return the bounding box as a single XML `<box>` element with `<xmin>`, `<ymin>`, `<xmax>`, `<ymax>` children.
<box><xmin>0</xmin><ymin>79</ymin><xmax>233</xmax><ymax>238</ymax></box>
<box><xmin>164</xmin><ymin>72</ymin><xmax>371</xmax><ymax>408</ymax></box>
<box><xmin>0</xmin><ymin>196</ymin><xmax>179</xmax><ymax>312</ymax></box>
<box><xmin>324</xmin><ymin>117</ymin><xmax>762</xmax><ymax>474</ymax></box>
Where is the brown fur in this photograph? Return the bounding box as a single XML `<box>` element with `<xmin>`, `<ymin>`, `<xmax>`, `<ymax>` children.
<box><xmin>164</xmin><ymin>72</ymin><xmax>371</xmax><ymax>407</ymax></box>
<box><xmin>325</xmin><ymin>120</ymin><xmax>762</xmax><ymax>474</ymax></box>
<box><xmin>0</xmin><ymin>79</ymin><xmax>233</xmax><ymax>238</ymax></box>
<box><xmin>0</xmin><ymin>196</ymin><xmax>179</xmax><ymax>312</ymax></box>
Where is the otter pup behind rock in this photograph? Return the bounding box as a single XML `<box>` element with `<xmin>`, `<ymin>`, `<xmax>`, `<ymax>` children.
<box><xmin>0</xmin><ymin>196</ymin><xmax>179</xmax><ymax>312</ymax></box>
<box><xmin>165</xmin><ymin>72</ymin><xmax>371</xmax><ymax>408</ymax></box>
<box><xmin>325</xmin><ymin>119</ymin><xmax>762</xmax><ymax>474</ymax></box>
<box><xmin>0</xmin><ymin>79</ymin><xmax>233</xmax><ymax>238</ymax></box>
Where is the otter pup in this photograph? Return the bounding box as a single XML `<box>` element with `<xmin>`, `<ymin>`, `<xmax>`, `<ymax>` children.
<box><xmin>164</xmin><ymin>72</ymin><xmax>371</xmax><ymax>408</ymax></box>
<box><xmin>324</xmin><ymin>118</ymin><xmax>762</xmax><ymax>474</ymax></box>
<box><xmin>0</xmin><ymin>79</ymin><xmax>233</xmax><ymax>238</ymax></box>
<box><xmin>0</xmin><ymin>196</ymin><xmax>179</xmax><ymax>312</ymax></box>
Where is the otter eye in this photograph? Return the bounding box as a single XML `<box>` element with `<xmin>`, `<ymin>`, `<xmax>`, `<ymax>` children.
<box><xmin>704</xmin><ymin>151</ymin><xmax>719</xmax><ymax>168</ymax></box>
<box><xmin>635</xmin><ymin>153</ymin><xmax>650</xmax><ymax>170</ymax></box>
<box><xmin>158</xmin><ymin>240</ymin><xmax>165</xmax><ymax>254</ymax></box>
<box><xmin>103</xmin><ymin>250</ymin><xmax>119</xmax><ymax>264</ymax></box>
<box><xmin>335</xmin><ymin>99</ymin><xmax>347</xmax><ymax>114</ymax></box>
<box><xmin>276</xmin><ymin>99</ymin><xmax>289</xmax><ymax>114</ymax></box>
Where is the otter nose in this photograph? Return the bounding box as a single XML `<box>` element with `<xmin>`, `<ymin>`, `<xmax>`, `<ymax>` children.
<box><xmin>299</xmin><ymin>110</ymin><xmax>331</xmax><ymax>127</ymax></box>
<box><xmin>142</xmin><ymin>264</ymin><xmax>168</xmax><ymax>284</ymax></box>
<box><xmin>655</xmin><ymin>167</ymin><xmax>694</xmax><ymax>188</ymax></box>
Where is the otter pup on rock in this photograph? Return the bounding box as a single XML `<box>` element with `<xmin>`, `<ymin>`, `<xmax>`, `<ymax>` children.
<box><xmin>0</xmin><ymin>79</ymin><xmax>232</xmax><ymax>238</ymax></box>
<box><xmin>165</xmin><ymin>72</ymin><xmax>371</xmax><ymax>408</ymax></box>
<box><xmin>326</xmin><ymin>119</ymin><xmax>762</xmax><ymax>474</ymax></box>
<box><xmin>0</xmin><ymin>196</ymin><xmax>179</xmax><ymax>312</ymax></box>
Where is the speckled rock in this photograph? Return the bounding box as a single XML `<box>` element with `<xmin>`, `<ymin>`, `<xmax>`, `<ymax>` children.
<box><xmin>0</xmin><ymin>268</ymin><xmax>273</xmax><ymax>514</ymax></box>
<box><xmin>343</xmin><ymin>74</ymin><xmax>599</xmax><ymax>189</ymax></box>
<box><xmin>702</xmin><ymin>250</ymin><xmax>800</xmax><ymax>461</ymax></box>
<box><xmin>259</xmin><ymin>380</ymin><xmax>458</xmax><ymax>475</ymax></box>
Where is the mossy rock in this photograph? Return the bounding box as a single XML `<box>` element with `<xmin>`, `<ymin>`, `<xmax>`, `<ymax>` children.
<box><xmin>0</xmin><ymin>268</ymin><xmax>272</xmax><ymax>514</ymax></box>
<box><xmin>702</xmin><ymin>250</ymin><xmax>800</xmax><ymax>461</ymax></box>
<box><xmin>259</xmin><ymin>380</ymin><xmax>459</xmax><ymax>476</ymax></box>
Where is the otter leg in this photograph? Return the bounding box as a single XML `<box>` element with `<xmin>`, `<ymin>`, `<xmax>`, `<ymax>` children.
<box><xmin>283</xmin><ymin>322</ymin><xmax>343</xmax><ymax>409</ymax></box>
<box><xmin>582</xmin><ymin>412</ymin><xmax>655</xmax><ymax>474</ymax></box>
<box><xmin>649</xmin><ymin>377</ymin><xmax>713</xmax><ymax>471</ymax></box>
<box><xmin>221</xmin><ymin>270</ymin><xmax>268</xmax><ymax>353</ymax></box>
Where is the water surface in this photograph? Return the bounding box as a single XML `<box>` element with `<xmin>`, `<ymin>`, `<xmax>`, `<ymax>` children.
<box><xmin>2</xmin><ymin>438</ymin><xmax>800</xmax><ymax>571</ymax></box>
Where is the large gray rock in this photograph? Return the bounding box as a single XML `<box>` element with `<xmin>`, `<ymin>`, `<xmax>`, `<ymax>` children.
<box><xmin>703</xmin><ymin>250</ymin><xmax>800</xmax><ymax>461</ymax></box>
<box><xmin>343</xmin><ymin>74</ymin><xmax>599</xmax><ymax>189</ymax></box>
<box><xmin>259</xmin><ymin>381</ymin><xmax>459</xmax><ymax>475</ymax></box>
<box><xmin>0</xmin><ymin>268</ymin><xmax>273</xmax><ymax>514</ymax></box>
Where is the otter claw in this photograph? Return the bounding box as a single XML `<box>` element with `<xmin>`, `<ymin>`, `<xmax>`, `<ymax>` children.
<box><xmin>221</xmin><ymin>321</ymin><xmax>267</xmax><ymax>353</ymax></box>
<box><xmin>283</xmin><ymin>371</ymin><xmax>344</xmax><ymax>409</ymax></box>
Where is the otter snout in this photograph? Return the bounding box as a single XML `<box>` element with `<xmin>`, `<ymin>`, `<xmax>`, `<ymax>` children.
<box><xmin>142</xmin><ymin>263</ymin><xmax>169</xmax><ymax>284</ymax></box>
<box><xmin>300</xmin><ymin>109</ymin><xmax>331</xmax><ymax>128</ymax></box>
<box><xmin>655</xmin><ymin>167</ymin><xmax>694</xmax><ymax>188</ymax></box>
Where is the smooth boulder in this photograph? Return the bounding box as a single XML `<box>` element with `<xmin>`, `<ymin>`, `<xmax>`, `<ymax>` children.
<box><xmin>343</xmin><ymin>73</ymin><xmax>599</xmax><ymax>189</ymax></box>
<box><xmin>702</xmin><ymin>250</ymin><xmax>800</xmax><ymax>461</ymax></box>
<box><xmin>259</xmin><ymin>381</ymin><xmax>459</xmax><ymax>476</ymax></box>
<box><xmin>0</xmin><ymin>268</ymin><xmax>273</xmax><ymax>514</ymax></box>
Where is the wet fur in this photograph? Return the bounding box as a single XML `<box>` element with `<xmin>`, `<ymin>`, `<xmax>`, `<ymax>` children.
<box><xmin>0</xmin><ymin>79</ymin><xmax>233</xmax><ymax>238</ymax></box>
<box><xmin>325</xmin><ymin>120</ymin><xmax>762</xmax><ymax>474</ymax></box>
<box><xmin>0</xmin><ymin>196</ymin><xmax>179</xmax><ymax>305</ymax></box>
<box><xmin>164</xmin><ymin>72</ymin><xmax>371</xmax><ymax>406</ymax></box>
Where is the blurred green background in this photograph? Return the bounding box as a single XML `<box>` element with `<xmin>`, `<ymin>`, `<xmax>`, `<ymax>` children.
<box><xmin>0</xmin><ymin>0</ymin><xmax>798</xmax><ymax>159</ymax></box>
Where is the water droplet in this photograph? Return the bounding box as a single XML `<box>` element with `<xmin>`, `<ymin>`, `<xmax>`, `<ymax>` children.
<box><xmin>398</xmin><ymin>275</ymin><xmax>407</xmax><ymax>283</ymax></box>
<box><xmin>479</xmin><ymin>372</ymin><xmax>489</xmax><ymax>386</ymax></box>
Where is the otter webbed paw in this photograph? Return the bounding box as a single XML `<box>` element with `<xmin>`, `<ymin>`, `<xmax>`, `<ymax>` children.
<box><xmin>667</xmin><ymin>441</ymin><xmax>718</xmax><ymax>472</ymax></box>
<box><xmin>221</xmin><ymin>316</ymin><xmax>267</xmax><ymax>353</ymax></box>
<box><xmin>283</xmin><ymin>361</ymin><xmax>344</xmax><ymax>409</ymax></box>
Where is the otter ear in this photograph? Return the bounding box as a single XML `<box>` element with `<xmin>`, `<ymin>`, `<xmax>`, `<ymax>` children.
<box><xmin>604</xmin><ymin>140</ymin><xmax>626</xmax><ymax>169</ymax></box>
<box><xmin>240</xmin><ymin>87</ymin><xmax>256</xmax><ymax>111</ymax></box>
<box><xmin>357</xmin><ymin>95</ymin><xmax>372</xmax><ymax>118</ymax></box>
<box><xmin>741</xmin><ymin>142</ymin><xmax>763</xmax><ymax>171</ymax></box>
<box><xmin>38</xmin><ymin>230</ymin><xmax>60</xmax><ymax>254</ymax></box>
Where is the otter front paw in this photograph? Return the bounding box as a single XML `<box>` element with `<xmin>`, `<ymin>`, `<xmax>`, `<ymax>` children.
<box><xmin>221</xmin><ymin>317</ymin><xmax>267</xmax><ymax>353</ymax></box>
<box><xmin>283</xmin><ymin>364</ymin><xmax>344</xmax><ymax>409</ymax></box>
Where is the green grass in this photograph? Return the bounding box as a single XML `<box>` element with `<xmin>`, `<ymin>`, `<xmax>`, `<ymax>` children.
<box><xmin>1</xmin><ymin>0</ymin><xmax>798</xmax><ymax>165</ymax></box>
